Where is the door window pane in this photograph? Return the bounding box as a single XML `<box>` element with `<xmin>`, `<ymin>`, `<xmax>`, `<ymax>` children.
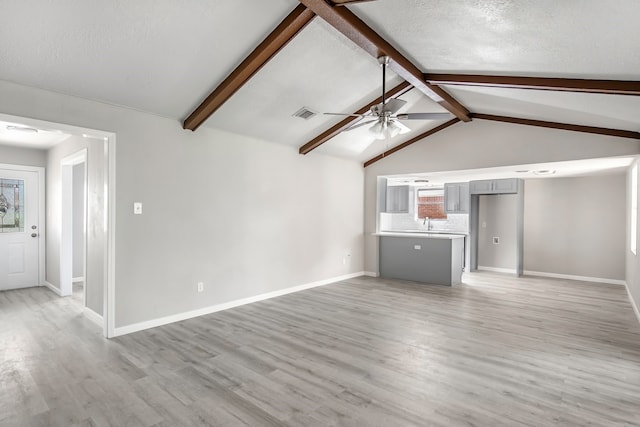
<box><xmin>0</xmin><ymin>178</ymin><xmax>25</xmax><ymax>233</ymax></box>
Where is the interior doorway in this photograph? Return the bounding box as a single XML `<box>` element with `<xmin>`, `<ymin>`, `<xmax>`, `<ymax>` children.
<box><xmin>0</xmin><ymin>113</ymin><xmax>116</xmax><ymax>338</ymax></box>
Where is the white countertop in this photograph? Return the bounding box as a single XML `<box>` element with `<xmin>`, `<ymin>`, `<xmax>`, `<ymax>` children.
<box><xmin>374</xmin><ymin>232</ymin><xmax>466</xmax><ymax>240</ymax></box>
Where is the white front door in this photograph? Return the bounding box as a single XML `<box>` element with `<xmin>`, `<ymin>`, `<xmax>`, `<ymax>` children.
<box><xmin>0</xmin><ymin>168</ymin><xmax>40</xmax><ymax>290</ymax></box>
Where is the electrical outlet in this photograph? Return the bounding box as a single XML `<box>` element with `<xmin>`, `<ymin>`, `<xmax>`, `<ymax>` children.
<box><xmin>343</xmin><ymin>253</ymin><xmax>352</xmax><ymax>265</ymax></box>
<box><xmin>133</xmin><ymin>202</ymin><xmax>142</xmax><ymax>215</ymax></box>
<box><xmin>197</xmin><ymin>282</ymin><xmax>204</xmax><ymax>292</ymax></box>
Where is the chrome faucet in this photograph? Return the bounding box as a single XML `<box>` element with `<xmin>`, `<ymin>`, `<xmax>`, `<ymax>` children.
<box><xmin>423</xmin><ymin>216</ymin><xmax>431</xmax><ymax>230</ymax></box>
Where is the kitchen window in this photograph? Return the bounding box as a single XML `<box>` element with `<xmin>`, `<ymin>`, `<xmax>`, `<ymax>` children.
<box><xmin>417</xmin><ymin>188</ymin><xmax>447</xmax><ymax>220</ymax></box>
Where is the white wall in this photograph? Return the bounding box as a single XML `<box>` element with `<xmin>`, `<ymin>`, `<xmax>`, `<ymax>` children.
<box><xmin>0</xmin><ymin>145</ymin><xmax>46</xmax><ymax>167</ymax></box>
<box><xmin>46</xmin><ymin>136</ymin><xmax>105</xmax><ymax>315</ymax></box>
<box><xmin>364</xmin><ymin>120</ymin><xmax>640</xmax><ymax>273</ymax></box>
<box><xmin>478</xmin><ymin>194</ymin><xmax>518</xmax><ymax>271</ymax></box>
<box><xmin>0</xmin><ymin>80</ymin><xmax>364</xmax><ymax>330</ymax></box>
<box><xmin>626</xmin><ymin>163</ymin><xmax>640</xmax><ymax>320</ymax></box>
<box><xmin>524</xmin><ymin>174</ymin><xmax>626</xmax><ymax>281</ymax></box>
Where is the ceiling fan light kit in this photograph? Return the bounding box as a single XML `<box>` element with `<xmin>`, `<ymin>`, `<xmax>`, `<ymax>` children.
<box><xmin>369</xmin><ymin>119</ymin><xmax>397</xmax><ymax>139</ymax></box>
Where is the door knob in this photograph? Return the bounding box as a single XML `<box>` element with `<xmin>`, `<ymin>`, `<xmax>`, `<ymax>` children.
<box><xmin>31</xmin><ymin>233</ymin><xmax>38</xmax><ymax>238</ymax></box>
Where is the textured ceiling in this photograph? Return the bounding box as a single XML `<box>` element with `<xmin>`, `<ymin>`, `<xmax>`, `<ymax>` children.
<box><xmin>351</xmin><ymin>0</ymin><xmax>640</xmax><ymax>78</ymax></box>
<box><xmin>0</xmin><ymin>0</ymin><xmax>298</xmax><ymax>118</ymax></box>
<box><xmin>0</xmin><ymin>0</ymin><xmax>639</xmax><ymax>162</ymax></box>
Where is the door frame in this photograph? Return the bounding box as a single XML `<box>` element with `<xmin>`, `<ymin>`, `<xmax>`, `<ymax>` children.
<box><xmin>0</xmin><ymin>113</ymin><xmax>116</xmax><ymax>338</ymax></box>
<box><xmin>0</xmin><ymin>163</ymin><xmax>45</xmax><ymax>288</ymax></box>
<box><xmin>60</xmin><ymin>149</ymin><xmax>87</xmax><ymax>298</ymax></box>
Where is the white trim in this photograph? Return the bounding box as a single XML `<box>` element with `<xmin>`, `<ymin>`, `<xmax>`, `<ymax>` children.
<box><xmin>625</xmin><ymin>284</ymin><xmax>640</xmax><ymax>324</ymax></box>
<box><xmin>0</xmin><ymin>163</ymin><xmax>46</xmax><ymax>292</ymax></box>
<box><xmin>106</xmin><ymin>134</ymin><xmax>116</xmax><ymax>338</ymax></box>
<box><xmin>60</xmin><ymin>149</ymin><xmax>87</xmax><ymax>298</ymax></box>
<box><xmin>83</xmin><ymin>307</ymin><xmax>104</xmax><ymax>327</ymax></box>
<box><xmin>478</xmin><ymin>266</ymin><xmax>518</xmax><ymax>275</ymax></box>
<box><xmin>43</xmin><ymin>281</ymin><xmax>62</xmax><ymax>296</ymax></box>
<box><xmin>364</xmin><ymin>271</ymin><xmax>379</xmax><ymax>277</ymax></box>
<box><xmin>524</xmin><ymin>270</ymin><xmax>626</xmax><ymax>286</ymax></box>
<box><xmin>113</xmin><ymin>271</ymin><xmax>366</xmax><ymax>337</ymax></box>
<box><xmin>37</xmin><ymin>167</ymin><xmax>45</xmax><ymax>290</ymax></box>
<box><xmin>72</xmin><ymin>276</ymin><xmax>85</xmax><ymax>283</ymax></box>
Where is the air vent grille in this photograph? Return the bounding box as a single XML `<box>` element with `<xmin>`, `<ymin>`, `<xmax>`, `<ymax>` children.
<box><xmin>292</xmin><ymin>107</ymin><xmax>317</xmax><ymax>120</ymax></box>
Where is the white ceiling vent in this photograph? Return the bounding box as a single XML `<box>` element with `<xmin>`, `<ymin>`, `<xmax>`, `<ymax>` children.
<box><xmin>292</xmin><ymin>107</ymin><xmax>317</xmax><ymax>120</ymax></box>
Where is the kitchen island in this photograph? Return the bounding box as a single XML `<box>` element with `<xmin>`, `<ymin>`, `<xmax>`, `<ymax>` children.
<box><xmin>376</xmin><ymin>232</ymin><xmax>465</xmax><ymax>286</ymax></box>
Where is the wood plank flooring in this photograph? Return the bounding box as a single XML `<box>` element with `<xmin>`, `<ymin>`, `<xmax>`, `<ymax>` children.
<box><xmin>1</xmin><ymin>272</ymin><xmax>640</xmax><ymax>426</ymax></box>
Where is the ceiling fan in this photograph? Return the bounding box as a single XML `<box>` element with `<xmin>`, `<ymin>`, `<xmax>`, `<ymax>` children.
<box><xmin>325</xmin><ymin>56</ymin><xmax>452</xmax><ymax>140</ymax></box>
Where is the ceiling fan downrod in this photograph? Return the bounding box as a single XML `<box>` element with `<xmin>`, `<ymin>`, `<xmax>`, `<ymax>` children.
<box><xmin>378</xmin><ymin>55</ymin><xmax>390</xmax><ymax>106</ymax></box>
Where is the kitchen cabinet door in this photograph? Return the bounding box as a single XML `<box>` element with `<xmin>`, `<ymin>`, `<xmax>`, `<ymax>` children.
<box><xmin>444</xmin><ymin>183</ymin><xmax>459</xmax><ymax>212</ymax></box>
<box><xmin>386</xmin><ymin>185</ymin><xmax>409</xmax><ymax>213</ymax></box>
<box><xmin>469</xmin><ymin>178</ymin><xmax>519</xmax><ymax>195</ymax></box>
<box><xmin>469</xmin><ymin>180</ymin><xmax>494</xmax><ymax>194</ymax></box>
<box><xmin>458</xmin><ymin>182</ymin><xmax>470</xmax><ymax>212</ymax></box>
<box><xmin>444</xmin><ymin>182</ymin><xmax>469</xmax><ymax>213</ymax></box>
<box><xmin>492</xmin><ymin>179</ymin><xmax>518</xmax><ymax>194</ymax></box>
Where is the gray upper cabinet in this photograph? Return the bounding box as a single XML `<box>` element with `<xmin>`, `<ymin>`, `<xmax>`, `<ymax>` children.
<box><xmin>444</xmin><ymin>182</ymin><xmax>469</xmax><ymax>213</ymax></box>
<box><xmin>493</xmin><ymin>178</ymin><xmax>519</xmax><ymax>194</ymax></box>
<box><xmin>386</xmin><ymin>185</ymin><xmax>410</xmax><ymax>213</ymax></box>
<box><xmin>469</xmin><ymin>178</ymin><xmax>519</xmax><ymax>195</ymax></box>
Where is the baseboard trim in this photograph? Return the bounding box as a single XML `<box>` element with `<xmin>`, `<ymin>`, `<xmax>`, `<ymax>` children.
<box><xmin>523</xmin><ymin>270</ymin><xmax>626</xmax><ymax>286</ymax></box>
<box><xmin>72</xmin><ymin>276</ymin><xmax>85</xmax><ymax>283</ymax></box>
<box><xmin>625</xmin><ymin>284</ymin><xmax>640</xmax><ymax>325</ymax></box>
<box><xmin>363</xmin><ymin>271</ymin><xmax>379</xmax><ymax>277</ymax></box>
<box><xmin>83</xmin><ymin>307</ymin><xmax>103</xmax><ymax>327</ymax></box>
<box><xmin>478</xmin><ymin>266</ymin><xmax>517</xmax><ymax>275</ymax></box>
<box><xmin>113</xmin><ymin>271</ymin><xmax>366</xmax><ymax>337</ymax></box>
<box><xmin>43</xmin><ymin>281</ymin><xmax>62</xmax><ymax>296</ymax></box>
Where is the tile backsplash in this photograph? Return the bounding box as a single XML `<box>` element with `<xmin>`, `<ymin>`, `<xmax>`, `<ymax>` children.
<box><xmin>380</xmin><ymin>212</ymin><xmax>469</xmax><ymax>233</ymax></box>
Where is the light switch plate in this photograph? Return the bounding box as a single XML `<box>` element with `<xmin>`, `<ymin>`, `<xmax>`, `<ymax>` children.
<box><xmin>133</xmin><ymin>202</ymin><xmax>142</xmax><ymax>215</ymax></box>
<box><xmin>414</xmin><ymin>245</ymin><xmax>421</xmax><ymax>250</ymax></box>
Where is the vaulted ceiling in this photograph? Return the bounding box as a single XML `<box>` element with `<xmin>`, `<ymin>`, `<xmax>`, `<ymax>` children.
<box><xmin>1</xmin><ymin>0</ymin><xmax>639</xmax><ymax>165</ymax></box>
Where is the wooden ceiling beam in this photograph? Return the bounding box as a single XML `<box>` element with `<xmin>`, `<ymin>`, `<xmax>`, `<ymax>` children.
<box><xmin>183</xmin><ymin>5</ymin><xmax>315</xmax><ymax>131</ymax></box>
<box><xmin>331</xmin><ymin>0</ymin><xmax>377</xmax><ymax>5</ymax></box>
<box><xmin>471</xmin><ymin>113</ymin><xmax>640</xmax><ymax>140</ymax></box>
<box><xmin>363</xmin><ymin>118</ymin><xmax>461</xmax><ymax>167</ymax></box>
<box><xmin>299</xmin><ymin>81</ymin><xmax>413</xmax><ymax>155</ymax></box>
<box><xmin>298</xmin><ymin>0</ymin><xmax>471</xmax><ymax>122</ymax></box>
<box><xmin>425</xmin><ymin>74</ymin><xmax>640</xmax><ymax>96</ymax></box>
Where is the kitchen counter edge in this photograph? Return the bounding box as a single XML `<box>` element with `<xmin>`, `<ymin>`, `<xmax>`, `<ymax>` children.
<box><xmin>373</xmin><ymin>232</ymin><xmax>466</xmax><ymax>240</ymax></box>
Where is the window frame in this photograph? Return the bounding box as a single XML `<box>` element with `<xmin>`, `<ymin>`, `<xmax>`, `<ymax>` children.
<box><xmin>415</xmin><ymin>187</ymin><xmax>448</xmax><ymax>221</ymax></box>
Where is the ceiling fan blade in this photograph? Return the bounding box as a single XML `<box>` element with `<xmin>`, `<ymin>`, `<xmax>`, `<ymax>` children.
<box><xmin>392</xmin><ymin>119</ymin><xmax>412</xmax><ymax>134</ymax></box>
<box><xmin>344</xmin><ymin>118</ymin><xmax>379</xmax><ymax>132</ymax></box>
<box><xmin>380</xmin><ymin>98</ymin><xmax>406</xmax><ymax>114</ymax></box>
<box><xmin>395</xmin><ymin>112</ymin><xmax>452</xmax><ymax>120</ymax></box>
<box><xmin>323</xmin><ymin>112</ymin><xmax>369</xmax><ymax>118</ymax></box>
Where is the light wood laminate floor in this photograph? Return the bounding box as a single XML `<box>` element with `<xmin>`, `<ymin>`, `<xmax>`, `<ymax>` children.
<box><xmin>2</xmin><ymin>272</ymin><xmax>640</xmax><ymax>426</ymax></box>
